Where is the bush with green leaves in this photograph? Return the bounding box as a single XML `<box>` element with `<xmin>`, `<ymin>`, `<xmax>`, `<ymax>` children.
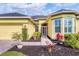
<box><xmin>72</xmin><ymin>34</ymin><xmax>79</xmax><ymax>40</ymax></box>
<box><xmin>64</xmin><ymin>34</ymin><xmax>79</xmax><ymax>40</ymax></box>
<box><xmin>64</xmin><ymin>37</ymin><xmax>79</xmax><ymax>49</ymax></box>
<box><xmin>33</xmin><ymin>32</ymin><xmax>41</xmax><ymax>40</ymax></box>
<box><xmin>64</xmin><ymin>34</ymin><xmax>79</xmax><ymax>49</ymax></box>
<box><xmin>64</xmin><ymin>34</ymin><xmax>75</xmax><ymax>40</ymax></box>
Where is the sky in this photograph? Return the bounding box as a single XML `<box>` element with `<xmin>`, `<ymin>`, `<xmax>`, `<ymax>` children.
<box><xmin>0</xmin><ymin>3</ymin><xmax>79</xmax><ymax>16</ymax></box>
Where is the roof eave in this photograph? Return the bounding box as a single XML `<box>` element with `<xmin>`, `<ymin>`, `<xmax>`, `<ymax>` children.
<box><xmin>0</xmin><ymin>16</ymin><xmax>31</xmax><ymax>18</ymax></box>
<box><xmin>50</xmin><ymin>11</ymin><xmax>79</xmax><ymax>16</ymax></box>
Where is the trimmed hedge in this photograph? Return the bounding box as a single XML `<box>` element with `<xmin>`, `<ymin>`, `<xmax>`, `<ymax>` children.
<box><xmin>64</xmin><ymin>34</ymin><xmax>79</xmax><ymax>49</ymax></box>
<box><xmin>22</xmin><ymin>27</ymin><xmax>27</xmax><ymax>41</ymax></box>
<box><xmin>64</xmin><ymin>39</ymin><xmax>79</xmax><ymax>49</ymax></box>
<box><xmin>64</xmin><ymin>34</ymin><xmax>79</xmax><ymax>40</ymax></box>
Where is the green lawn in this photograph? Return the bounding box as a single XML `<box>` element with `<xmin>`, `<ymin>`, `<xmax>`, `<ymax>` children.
<box><xmin>0</xmin><ymin>51</ymin><xmax>25</xmax><ymax>56</ymax></box>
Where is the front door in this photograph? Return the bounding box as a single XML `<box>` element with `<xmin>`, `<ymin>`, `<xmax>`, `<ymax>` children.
<box><xmin>41</xmin><ymin>26</ymin><xmax>47</xmax><ymax>37</ymax></box>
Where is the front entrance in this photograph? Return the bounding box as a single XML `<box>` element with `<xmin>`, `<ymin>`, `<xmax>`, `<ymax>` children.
<box><xmin>41</xmin><ymin>23</ymin><xmax>48</xmax><ymax>37</ymax></box>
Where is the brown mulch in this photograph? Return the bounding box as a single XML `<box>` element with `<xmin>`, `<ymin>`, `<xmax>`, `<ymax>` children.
<box><xmin>8</xmin><ymin>45</ymin><xmax>79</xmax><ymax>56</ymax></box>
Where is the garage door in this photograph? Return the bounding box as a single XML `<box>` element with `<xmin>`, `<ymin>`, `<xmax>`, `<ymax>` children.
<box><xmin>0</xmin><ymin>24</ymin><xmax>22</xmax><ymax>40</ymax></box>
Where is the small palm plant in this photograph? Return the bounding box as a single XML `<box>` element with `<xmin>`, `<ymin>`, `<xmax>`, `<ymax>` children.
<box><xmin>12</xmin><ymin>32</ymin><xmax>22</xmax><ymax>41</ymax></box>
<box><xmin>12</xmin><ymin>32</ymin><xmax>23</xmax><ymax>49</ymax></box>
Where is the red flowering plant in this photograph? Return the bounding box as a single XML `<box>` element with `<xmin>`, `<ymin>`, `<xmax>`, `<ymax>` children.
<box><xmin>56</xmin><ymin>32</ymin><xmax>64</xmax><ymax>41</ymax></box>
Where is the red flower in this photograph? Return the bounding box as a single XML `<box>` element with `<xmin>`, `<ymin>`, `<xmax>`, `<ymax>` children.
<box><xmin>60</xmin><ymin>35</ymin><xmax>64</xmax><ymax>39</ymax></box>
<box><xmin>56</xmin><ymin>33</ymin><xmax>64</xmax><ymax>40</ymax></box>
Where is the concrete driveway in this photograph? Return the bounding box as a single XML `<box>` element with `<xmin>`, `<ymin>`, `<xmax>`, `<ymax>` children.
<box><xmin>0</xmin><ymin>40</ymin><xmax>16</xmax><ymax>54</ymax></box>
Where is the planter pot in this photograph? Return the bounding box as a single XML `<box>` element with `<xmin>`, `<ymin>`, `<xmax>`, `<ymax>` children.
<box><xmin>17</xmin><ymin>44</ymin><xmax>23</xmax><ymax>49</ymax></box>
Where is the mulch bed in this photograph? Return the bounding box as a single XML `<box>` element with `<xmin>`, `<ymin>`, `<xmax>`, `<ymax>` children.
<box><xmin>8</xmin><ymin>45</ymin><xmax>79</xmax><ymax>56</ymax></box>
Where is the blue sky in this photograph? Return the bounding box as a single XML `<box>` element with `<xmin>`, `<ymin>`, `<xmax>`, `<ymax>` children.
<box><xmin>0</xmin><ymin>3</ymin><xmax>79</xmax><ymax>16</ymax></box>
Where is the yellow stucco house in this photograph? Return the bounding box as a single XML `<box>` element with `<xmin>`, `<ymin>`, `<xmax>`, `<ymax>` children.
<box><xmin>0</xmin><ymin>9</ymin><xmax>79</xmax><ymax>40</ymax></box>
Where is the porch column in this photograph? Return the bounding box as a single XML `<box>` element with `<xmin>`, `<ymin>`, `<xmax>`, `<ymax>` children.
<box><xmin>52</xmin><ymin>19</ymin><xmax>55</xmax><ymax>39</ymax></box>
<box><xmin>38</xmin><ymin>24</ymin><xmax>41</xmax><ymax>32</ymax></box>
<box><xmin>72</xmin><ymin>17</ymin><xmax>75</xmax><ymax>33</ymax></box>
<box><xmin>61</xmin><ymin>17</ymin><xmax>64</xmax><ymax>34</ymax></box>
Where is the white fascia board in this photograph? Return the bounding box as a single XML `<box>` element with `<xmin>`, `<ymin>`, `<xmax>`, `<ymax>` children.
<box><xmin>0</xmin><ymin>16</ymin><xmax>31</xmax><ymax>18</ymax></box>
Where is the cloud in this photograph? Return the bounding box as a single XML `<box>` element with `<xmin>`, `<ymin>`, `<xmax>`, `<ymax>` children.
<box><xmin>54</xmin><ymin>3</ymin><xmax>79</xmax><ymax>10</ymax></box>
<box><xmin>55</xmin><ymin>3</ymin><xmax>77</xmax><ymax>7</ymax></box>
<box><xmin>0</xmin><ymin>3</ymin><xmax>79</xmax><ymax>16</ymax></box>
<box><xmin>0</xmin><ymin>3</ymin><xmax>47</xmax><ymax>15</ymax></box>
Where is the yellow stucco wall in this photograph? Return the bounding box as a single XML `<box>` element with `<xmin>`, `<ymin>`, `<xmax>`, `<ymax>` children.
<box><xmin>76</xmin><ymin>19</ymin><xmax>79</xmax><ymax>33</ymax></box>
<box><xmin>47</xmin><ymin>17</ymin><xmax>52</xmax><ymax>38</ymax></box>
<box><xmin>38</xmin><ymin>20</ymin><xmax>46</xmax><ymax>32</ymax></box>
<box><xmin>25</xmin><ymin>21</ymin><xmax>35</xmax><ymax>40</ymax></box>
<box><xmin>0</xmin><ymin>18</ymin><xmax>35</xmax><ymax>40</ymax></box>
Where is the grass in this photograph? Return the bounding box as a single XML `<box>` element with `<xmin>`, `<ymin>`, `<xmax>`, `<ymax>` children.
<box><xmin>0</xmin><ymin>51</ymin><xmax>25</xmax><ymax>56</ymax></box>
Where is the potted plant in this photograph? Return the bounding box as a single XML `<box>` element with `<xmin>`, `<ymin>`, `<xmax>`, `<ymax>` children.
<box><xmin>12</xmin><ymin>32</ymin><xmax>23</xmax><ymax>49</ymax></box>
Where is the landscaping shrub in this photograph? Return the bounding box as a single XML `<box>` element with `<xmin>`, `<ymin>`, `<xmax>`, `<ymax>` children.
<box><xmin>0</xmin><ymin>51</ymin><xmax>25</xmax><ymax>56</ymax></box>
<box><xmin>64</xmin><ymin>34</ymin><xmax>79</xmax><ymax>49</ymax></box>
<box><xmin>64</xmin><ymin>38</ymin><xmax>79</xmax><ymax>49</ymax></box>
<box><xmin>64</xmin><ymin>34</ymin><xmax>79</xmax><ymax>40</ymax></box>
<box><xmin>22</xmin><ymin>26</ymin><xmax>28</xmax><ymax>41</ymax></box>
<box><xmin>72</xmin><ymin>34</ymin><xmax>79</xmax><ymax>40</ymax></box>
<box><xmin>33</xmin><ymin>32</ymin><xmax>41</xmax><ymax>40</ymax></box>
<box><xmin>64</xmin><ymin>34</ymin><xmax>74</xmax><ymax>40</ymax></box>
<box><xmin>75</xmin><ymin>41</ymin><xmax>79</xmax><ymax>49</ymax></box>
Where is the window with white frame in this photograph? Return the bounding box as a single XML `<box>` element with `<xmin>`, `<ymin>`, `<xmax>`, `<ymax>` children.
<box><xmin>64</xmin><ymin>16</ymin><xmax>72</xmax><ymax>33</ymax></box>
<box><xmin>54</xmin><ymin>18</ymin><xmax>61</xmax><ymax>33</ymax></box>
